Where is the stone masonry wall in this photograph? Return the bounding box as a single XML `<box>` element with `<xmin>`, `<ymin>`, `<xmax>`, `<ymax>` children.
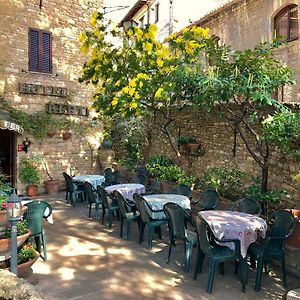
<box><xmin>0</xmin><ymin>0</ymin><xmax>103</xmax><ymax>193</ymax></box>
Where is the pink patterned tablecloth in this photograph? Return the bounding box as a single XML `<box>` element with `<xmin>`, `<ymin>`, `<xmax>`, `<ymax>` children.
<box><xmin>105</xmin><ymin>183</ymin><xmax>145</xmax><ymax>200</ymax></box>
<box><xmin>199</xmin><ymin>210</ymin><xmax>267</xmax><ymax>258</ymax></box>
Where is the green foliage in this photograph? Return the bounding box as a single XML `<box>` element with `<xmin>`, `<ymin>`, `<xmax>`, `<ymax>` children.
<box><xmin>1</xmin><ymin>220</ymin><xmax>28</xmax><ymax>239</ymax></box>
<box><xmin>17</xmin><ymin>242</ymin><xmax>36</xmax><ymax>264</ymax></box>
<box><xmin>0</xmin><ymin>194</ymin><xmax>7</xmax><ymax>211</ymax></box>
<box><xmin>201</xmin><ymin>167</ymin><xmax>247</xmax><ymax>199</ymax></box>
<box><xmin>263</xmin><ymin>111</ymin><xmax>300</xmax><ymax>160</ymax></box>
<box><xmin>19</xmin><ymin>156</ymin><xmax>42</xmax><ymax>185</ymax></box>
<box><xmin>177</xmin><ymin>135</ymin><xmax>196</xmax><ymax>145</ymax></box>
<box><xmin>147</xmin><ymin>155</ymin><xmax>174</xmax><ymax>167</ymax></box>
<box><xmin>244</xmin><ymin>176</ymin><xmax>287</xmax><ymax>204</ymax></box>
<box><xmin>0</xmin><ymin>170</ymin><xmax>12</xmax><ymax>194</ymax></box>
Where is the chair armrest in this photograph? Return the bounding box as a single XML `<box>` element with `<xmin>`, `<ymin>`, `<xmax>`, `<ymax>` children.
<box><xmin>213</xmin><ymin>235</ymin><xmax>241</xmax><ymax>256</ymax></box>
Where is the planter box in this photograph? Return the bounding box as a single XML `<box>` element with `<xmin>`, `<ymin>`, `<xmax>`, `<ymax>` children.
<box><xmin>0</xmin><ymin>230</ymin><xmax>31</xmax><ymax>253</ymax></box>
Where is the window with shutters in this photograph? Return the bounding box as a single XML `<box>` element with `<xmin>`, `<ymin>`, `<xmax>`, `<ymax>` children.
<box><xmin>28</xmin><ymin>28</ymin><xmax>52</xmax><ymax>74</ymax></box>
<box><xmin>274</xmin><ymin>5</ymin><xmax>299</xmax><ymax>42</ymax></box>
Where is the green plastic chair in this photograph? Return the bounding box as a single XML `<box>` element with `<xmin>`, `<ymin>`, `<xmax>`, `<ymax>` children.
<box><xmin>170</xmin><ymin>184</ymin><xmax>192</xmax><ymax>198</ymax></box>
<box><xmin>231</xmin><ymin>197</ymin><xmax>262</xmax><ymax>216</ymax></box>
<box><xmin>133</xmin><ymin>193</ymin><xmax>167</xmax><ymax>250</ymax></box>
<box><xmin>143</xmin><ymin>178</ymin><xmax>160</xmax><ymax>195</ymax></box>
<box><xmin>84</xmin><ymin>182</ymin><xmax>102</xmax><ymax>219</ymax></box>
<box><xmin>163</xmin><ymin>202</ymin><xmax>197</xmax><ymax>271</ymax></box>
<box><xmin>197</xmin><ymin>189</ymin><xmax>219</xmax><ymax>211</ymax></box>
<box><xmin>24</xmin><ymin>201</ymin><xmax>52</xmax><ymax>261</ymax></box>
<box><xmin>113</xmin><ymin>190</ymin><xmax>140</xmax><ymax>240</ymax></box>
<box><xmin>248</xmin><ymin>210</ymin><xmax>296</xmax><ymax>291</ymax></box>
<box><xmin>102</xmin><ymin>168</ymin><xmax>114</xmax><ymax>187</ymax></box>
<box><xmin>134</xmin><ymin>174</ymin><xmax>148</xmax><ymax>185</ymax></box>
<box><xmin>192</xmin><ymin>214</ymin><xmax>247</xmax><ymax>293</ymax></box>
<box><xmin>96</xmin><ymin>185</ymin><xmax>119</xmax><ymax>227</ymax></box>
<box><xmin>62</xmin><ymin>172</ymin><xmax>84</xmax><ymax>205</ymax></box>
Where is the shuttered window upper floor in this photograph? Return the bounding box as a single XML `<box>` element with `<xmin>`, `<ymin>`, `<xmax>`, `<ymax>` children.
<box><xmin>28</xmin><ymin>28</ymin><xmax>52</xmax><ymax>74</ymax></box>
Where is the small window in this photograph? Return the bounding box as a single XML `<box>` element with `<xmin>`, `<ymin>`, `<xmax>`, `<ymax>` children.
<box><xmin>274</xmin><ymin>5</ymin><xmax>298</xmax><ymax>42</ymax></box>
<box><xmin>155</xmin><ymin>3</ymin><xmax>159</xmax><ymax>23</ymax></box>
<box><xmin>28</xmin><ymin>28</ymin><xmax>52</xmax><ymax>73</ymax></box>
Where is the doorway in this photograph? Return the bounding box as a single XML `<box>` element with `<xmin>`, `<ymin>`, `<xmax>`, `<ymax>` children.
<box><xmin>0</xmin><ymin>129</ymin><xmax>15</xmax><ymax>186</ymax></box>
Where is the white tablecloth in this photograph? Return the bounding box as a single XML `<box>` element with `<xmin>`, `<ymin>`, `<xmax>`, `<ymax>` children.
<box><xmin>73</xmin><ymin>175</ymin><xmax>105</xmax><ymax>189</ymax></box>
<box><xmin>199</xmin><ymin>210</ymin><xmax>267</xmax><ymax>258</ymax></box>
<box><xmin>142</xmin><ymin>194</ymin><xmax>191</xmax><ymax>220</ymax></box>
<box><xmin>105</xmin><ymin>183</ymin><xmax>145</xmax><ymax>201</ymax></box>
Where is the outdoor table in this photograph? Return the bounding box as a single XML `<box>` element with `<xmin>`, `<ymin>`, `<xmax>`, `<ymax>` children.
<box><xmin>73</xmin><ymin>175</ymin><xmax>105</xmax><ymax>189</ymax></box>
<box><xmin>105</xmin><ymin>183</ymin><xmax>145</xmax><ymax>201</ymax></box>
<box><xmin>199</xmin><ymin>210</ymin><xmax>267</xmax><ymax>258</ymax></box>
<box><xmin>142</xmin><ymin>194</ymin><xmax>191</xmax><ymax>220</ymax></box>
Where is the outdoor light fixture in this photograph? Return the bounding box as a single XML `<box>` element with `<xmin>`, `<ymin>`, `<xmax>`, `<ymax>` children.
<box><xmin>22</xmin><ymin>137</ymin><xmax>32</xmax><ymax>153</ymax></box>
<box><xmin>7</xmin><ymin>189</ymin><xmax>23</xmax><ymax>275</ymax></box>
<box><xmin>122</xmin><ymin>20</ymin><xmax>138</xmax><ymax>33</ymax></box>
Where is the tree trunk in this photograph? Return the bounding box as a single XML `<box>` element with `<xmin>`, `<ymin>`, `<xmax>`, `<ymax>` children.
<box><xmin>261</xmin><ymin>160</ymin><xmax>269</xmax><ymax>193</ymax></box>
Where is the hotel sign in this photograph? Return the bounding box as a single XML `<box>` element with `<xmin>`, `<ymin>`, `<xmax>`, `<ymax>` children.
<box><xmin>0</xmin><ymin>120</ymin><xmax>24</xmax><ymax>134</ymax></box>
<box><xmin>46</xmin><ymin>103</ymin><xmax>89</xmax><ymax>117</ymax></box>
<box><xmin>19</xmin><ymin>83</ymin><xmax>67</xmax><ymax>98</ymax></box>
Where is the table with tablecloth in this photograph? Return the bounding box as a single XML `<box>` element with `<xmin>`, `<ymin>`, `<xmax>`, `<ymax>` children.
<box><xmin>142</xmin><ymin>194</ymin><xmax>191</xmax><ymax>220</ymax></box>
<box><xmin>72</xmin><ymin>175</ymin><xmax>105</xmax><ymax>189</ymax></box>
<box><xmin>199</xmin><ymin>210</ymin><xmax>267</xmax><ymax>258</ymax></box>
<box><xmin>105</xmin><ymin>183</ymin><xmax>145</xmax><ymax>201</ymax></box>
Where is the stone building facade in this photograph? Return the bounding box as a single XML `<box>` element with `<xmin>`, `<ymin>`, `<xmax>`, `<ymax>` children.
<box><xmin>0</xmin><ymin>0</ymin><xmax>103</xmax><ymax>193</ymax></box>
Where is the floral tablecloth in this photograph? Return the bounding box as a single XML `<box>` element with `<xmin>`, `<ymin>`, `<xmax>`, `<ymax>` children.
<box><xmin>143</xmin><ymin>194</ymin><xmax>191</xmax><ymax>220</ymax></box>
<box><xmin>73</xmin><ymin>175</ymin><xmax>105</xmax><ymax>189</ymax></box>
<box><xmin>105</xmin><ymin>183</ymin><xmax>145</xmax><ymax>201</ymax></box>
<box><xmin>199</xmin><ymin>210</ymin><xmax>267</xmax><ymax>258</ymax></box>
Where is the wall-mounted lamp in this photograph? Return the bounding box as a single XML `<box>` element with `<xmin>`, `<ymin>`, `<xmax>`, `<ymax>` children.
<box><xmin>22</xmin><ymin>138</ymin><xmax>32</xmax><ymax>153</ymax></box>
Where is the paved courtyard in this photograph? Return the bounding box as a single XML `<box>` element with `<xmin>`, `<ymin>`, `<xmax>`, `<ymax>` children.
<box><xmin>23</xmin><ymin>192</ymin><xmax>300</xmax><ymax>300</ymax></box>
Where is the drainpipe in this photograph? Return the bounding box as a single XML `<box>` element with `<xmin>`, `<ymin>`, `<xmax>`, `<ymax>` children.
<box><xmin>169</xmin><ymin>0</ymin><xmax>174</xmax><ymax>34</ymax></box>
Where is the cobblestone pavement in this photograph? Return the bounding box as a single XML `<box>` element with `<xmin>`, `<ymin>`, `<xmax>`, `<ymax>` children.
<box><xmin>22</xmin><ymin>192</ymin><xmax>300</xmax><ymax>300</ymax></box>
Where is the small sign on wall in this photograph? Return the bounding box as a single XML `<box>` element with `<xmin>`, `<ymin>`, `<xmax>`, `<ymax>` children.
<box><xmin>17</xmin><ymin>145</ymin><xmax>24</xmax><ymax>152</ymax></box>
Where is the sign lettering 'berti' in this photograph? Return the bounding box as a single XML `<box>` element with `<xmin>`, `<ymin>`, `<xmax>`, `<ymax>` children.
<box><xmin>0</xmin><ymin>120</ymin><xmax>24</xmax><ymax>134</ymax></box>
<box><xmin>46</xmin><ymin>103</ymin><xmax>89</xmax><ymax>117</ymax></box>
<box><xmin>19</xmin><ymin>83</ymin><xmax>67</xmax><ymax>98</ymax></box>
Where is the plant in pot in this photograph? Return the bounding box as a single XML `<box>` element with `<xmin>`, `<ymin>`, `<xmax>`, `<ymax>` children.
<box><xmin>177</xmin><ymin>135</ymin><xmax>196</xmax><ymax>154</ymax></box>
<box><xmin>0</xmin><ymin>170</ymin><xmax>13</xmax><ymax>226</ymax></box>
<box><xmin>19</xmin><ymin>156</ymin><xmax>42</xmax><ymax>197</ymax></box>
<box><xmin>0</xmin><ymin>220</ymin><xmax>31</xmax><ymax>253</ymax></box>
<box><xmin>42</xmin><ymin>158</ymin><xmax>60</xmax><ymax>195</ymax></box>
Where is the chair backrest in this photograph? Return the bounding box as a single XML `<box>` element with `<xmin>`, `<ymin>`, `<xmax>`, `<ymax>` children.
<box><xmin>170</xmin><ymin>184</ymin><xmax>192</xmax><ymax>198</ymax></box>
<box><xmin>146</xmin><ymin>178</ymin><xmax>160</xmax><ymax>194</ymax></box>
<box><xmin>231</xmin><ymin>197</ymin><xmax>261</xmax><ymax>215</ymax></box>
<box><xmin>134</xmin><ymin>174</ymin><xmax>148</xmax><ymax>185</ymax></box>
<box><xmin>24</xmin><ymin>201</ymin><xmax>52</xmax><ymax>236</ymax></box>
<box><xmin>103</xmin><ymin>168</ymin><xmax>113</xmax><ymax>185</ymax></box>
<box><xmin>198</xmin><ymin>189</ymin><xmax>219</xmax><ymax>211</ymax></box>
<box><xmin>96</xmin><ymin>185</ymin><xmax>109</xmax><ymax>208</ymax></box>
<box><xmin>163</xmin><ymin>202</ymin><xmax>189</xmax><ymax>240</ymax></box>
<box><xmin>192</xmin><ymin>214</ymin><xmax>212</xmax><ymax>255</ymax></box>
<box><xmin>267</xmin><ymin>210</ymin><xmax>296</xmax><ymax>250</ymax></box>
<box><xmin>84</xmin><ymin>182</ymin><xmax>97</xmax><ymax>204</ymax></box>
<box><xmin>133</xmin><ymin>193</ymin><xmax>150</xmax><ymax>223</ymax></box>
<box><xmin>113</xmin><ymin>190</ymin><xmax>128</xmax><ymax>218</ymax></box>
<box><xmin>62</xmin><ymin>172</ymin><xmax>74</xmax><ymax>192</ymax></box>
<box><xmin>111</xmin><ymin>170</ymin><xmax>121</xmax><ymax>185</ymax></box>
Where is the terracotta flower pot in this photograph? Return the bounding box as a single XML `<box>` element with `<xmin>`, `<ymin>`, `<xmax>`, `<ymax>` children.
<box><xmin>44</xmin><ymin>180</ymin><xmax>60</xmax><ymax>195</ymax></box>
<box><xmin>62</xmin><ymin>132</ymin><xmax>72</xmax><ymax>140</ymax></box>
<box><xmin>0</xmin><ymin>207</ymin><xmax>28</xmax><ymax>227</ymax></box>
<box><xmin>286</xmin><ymin>209</ymin><xmax>300</xmax><ymax>250</ymax></box>
<box><xmin>2</xmin><ymin>250</ymin><xmax>40</xmax><ymax>277</ymax></box>
<box><xmin>0</xmin><ymin>230</ymin><xmax>31</xmax><ymax>253</ymax></box>
<box><xmin>26</xmin><ymin>185</ymin><xmax>38</xmax><ymax>197</ymax></box>
<box><xmin>47</xmin><ymin>129</ymin><xmax>56</xmax><ymax>137</ymax></box>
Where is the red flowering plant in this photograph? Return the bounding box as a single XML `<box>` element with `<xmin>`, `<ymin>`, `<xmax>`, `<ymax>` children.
<box><xmin>0</xmin><ymin>195</ymin><xmax>7</xmax><ymax>211</ymax></box>
<box><xmin>0</xmin><ymin>220</ymin><xmax>29</xmax><ymax>239</ymax></box>
<box><xmin>17</xmin><ymin>242</ymin><xmax>36</xmax><ymax>264</ymax></box>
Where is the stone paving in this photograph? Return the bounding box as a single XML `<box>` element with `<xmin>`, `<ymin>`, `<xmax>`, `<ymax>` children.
<box><xmin>22</xmin><ymin>192</ymin><xmax>300</xmax><ymax>300</ymax></box>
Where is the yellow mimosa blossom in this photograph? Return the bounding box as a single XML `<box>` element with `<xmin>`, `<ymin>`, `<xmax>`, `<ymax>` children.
<box><xmin>127</xmin><ymin>29</ymin><xmax>133</xmax><ymax>37</ymax></box>
<box><xmin>182</xmin><ymin>27</ymin><xmax>189</xmax><ymax>34</ymax></box>
<box><xmin>129</xmin><ymin>79</ymin><xmax>137</xmax><ymax>88</ymax></box>
<box><xmin>122</xmin><ymin>86</ymin><xmax>130</xmax><ymax>94</ymax></box>
<box><xmin>90</xmin><ymin>11</ymin><xmax>98</xmax><ymax>27</ymax></box>
<box><xmin>115</xmin><ymin>80</ymin><xmax>121</xmax><ymax>87</ymax></box>
<box><xmin>135</xmin><ymin>27</ymin><xmax>143</xmax><ymax>40</ymax></box>
<box><xmin>185</xmin><ymin>40</ymin><xmax>198</xmax><ymax>55</ymax></box>
<box><xmin>80</xmin><ymin>44</ymin><xmax>89</xmax><ymax>54</ymax></box>
<box><xmin>111</xmin><ymin>98</ymin><xmax>118</xmax><ymax>106</ymax></box>
<box><xmin>167</xmin><ymin>33</ymin><xmax>176</xmax><ymax>40</ymax></box>
<box><xmin>161</xmin><ymin>45</ymin><xmax>170</xmax><ymax>58</ymax></box>
<box><xmin>155</xmin><ymin>88</ymin><xmax>163</xmax><ymax>98</ymax></box>
<box><xmin>157</xmin><ymin>57</ymin><xmax>164</xmax><ymax>67</ymax></box>
<box><xmin>143</xmin><ymin>41</ymin><xmax>153</xmax><ymax>52</ymax></box>
<box><xmin>144</xmin><ymin>24</ymin><xmax>157</xmax><ymax>39</ymax></box>
<box><xmin>129</xmin><ymin>101</ymin><xmax>137</xmax><ymax>109</ymax></box>
<box><xmin>137</xmin><ymin>73</ymin><xmax>149</xmax><ymax>80</ymax></box>
<box><xmin>79</xmin><ymin>32</ymin><xmax>86</xmax><ymax>42</ymax></box>
<box><xmin>139</xmin><ymin>81</ymin><xmax>143</xmax><ymax>88</ymax></box>
<box><xmin>175</xmin><ymin>36</ymin><xmax>183</xmax><ymax>43</ymax></box>
<box><xmin>128</xmin><ymin>88</ymin><xmax>135</xmax><ymax>96</ymax></box>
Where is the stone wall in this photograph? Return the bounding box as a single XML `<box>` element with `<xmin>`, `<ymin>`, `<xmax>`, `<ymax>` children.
<box><xmin>0</xmin><ymin>0</ymin><xmax>103</xmax><ymax>192</ymax></box>
<box><xmin>195</xmin><ymin>0</ymin><xmax>300</xmax><ymax>104</ymax></box>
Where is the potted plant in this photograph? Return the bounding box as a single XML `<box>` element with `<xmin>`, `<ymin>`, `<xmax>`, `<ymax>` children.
<box><xmin>19</xmin><ymin>156</ymin><xmax>42</xmax><ymax>197</ymax></box>
<box><xmin>177</xmin><ymin>135</ymin><xmax>196</xmax><ymax>154</ymax></box>
<box><xmin>0</xmin><ymin>220</ymin><xmax>31</xmax><ymax>253</ymax></box>
<box><xmin>42</xmin><ymin>158</ymin><xmax>60</xmax><ymax>195</ymax></box>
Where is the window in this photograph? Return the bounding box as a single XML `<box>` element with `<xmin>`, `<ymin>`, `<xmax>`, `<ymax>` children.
<box><xmin>274</xmin><ymin>5</ymin><xmax>298</xmax><ymax>42</ymax></box>
<box><xmin>28</xmin><ymin>28</ymin><xmax>52</xmax><ymax>73</ymax></box>
<box><xmin>155</xmin><ymin>3</ymin><xmax>159</xmax><ymax>23</ymax></box>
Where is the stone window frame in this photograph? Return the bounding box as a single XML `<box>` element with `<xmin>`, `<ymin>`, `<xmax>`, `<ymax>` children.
<box><xmin>273</xmin><ymin>4</ymin><xmax>299</xmax><ymax>42</ymax></box>
<box><xmin>28</xmin><ymin>28</ymin><xmax>53</xmax><ymax>74</ymax></box>
<box><xmin>154</xmin><ymin>3</ymin><xmax>159</xmax><ymax>23</ymax></box>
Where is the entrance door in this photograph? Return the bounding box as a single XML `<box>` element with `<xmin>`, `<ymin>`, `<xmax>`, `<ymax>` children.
<box><xmin>0</xmin><ymin>129</ymin><xmax>15</xmax><ymax>186</ymax></box>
